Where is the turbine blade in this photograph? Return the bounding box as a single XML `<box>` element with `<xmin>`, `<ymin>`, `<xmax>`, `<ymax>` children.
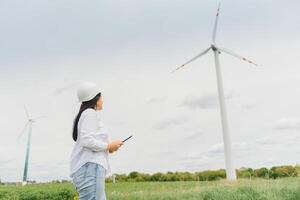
<box><xmin>217</xmin><ymin>47</ymin><xmax>258</xmax><ymax>66</ymax></box>
<box><xmin>33</xmin><ymin>116</ymin><xmax>47</xmax><ymax>121</ymax></box>
<box><xmin>212</xmin><ymin>2</ymin><xmax>221</xmax><ymax>44</ymax></box>
<box><xmin>23</xmin><ymin>105</ymin><xmax>30</xmax><ymax>119</ymax></box>
<box><xmin>17</xmin><ymin>122</ymin><xmax>29</xmax><ymax>140</ymax></box>
<box><xmin>172</xmin><ymin>47</ymin><xmax>211</xmax><ymax>72</ymax></box>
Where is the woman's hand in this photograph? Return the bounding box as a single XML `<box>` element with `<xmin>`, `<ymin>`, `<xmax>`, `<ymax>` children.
<box><xmin>107</xmin><ymin>140</ymin><xmax>123</xmax><ymax>153</ymax></box>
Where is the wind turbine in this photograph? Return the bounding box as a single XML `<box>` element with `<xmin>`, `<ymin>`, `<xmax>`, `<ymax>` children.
<box><xmin>173</xmin><ymin>3</ymin><xmax>257</xmax><ymax>180</ymax></box>
<box><xmin>18</xmin><ymin>105</ymin><xmax>46</xmax><ymax>185</ymax></box>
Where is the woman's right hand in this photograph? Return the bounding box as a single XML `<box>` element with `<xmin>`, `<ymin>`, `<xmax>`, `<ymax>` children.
<box><xmin>107</xmin><ymin>140</ymin><xmax>123</xmax><ymax>153</ymax></box>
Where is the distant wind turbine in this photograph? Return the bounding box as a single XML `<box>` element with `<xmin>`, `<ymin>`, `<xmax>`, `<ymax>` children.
<box><xmin>173</xmin><ymin>3</ymin><xmax>257</xmax><ymax>180</ymax></box>
<box><xmin>18</xmin><ymin>105</ymin><xmax>46</xmax><ymax>185</ymax></box>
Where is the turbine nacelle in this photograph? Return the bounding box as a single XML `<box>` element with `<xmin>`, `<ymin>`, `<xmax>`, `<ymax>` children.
<box><xmin>173</xmin><ymin>3</ymin><xmax>258</xmax><ymax>73</ymax></box>
<box><xmin>211</xmin><ymin>45</ymin><xmax>220</xmax><ymax>54</ymax></box>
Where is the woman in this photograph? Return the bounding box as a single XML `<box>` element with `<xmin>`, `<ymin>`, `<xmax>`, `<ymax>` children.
<box><xmin>70</xmin><ymin>82</ymin><xmax>123</xmax><ymax>200</ymax></box>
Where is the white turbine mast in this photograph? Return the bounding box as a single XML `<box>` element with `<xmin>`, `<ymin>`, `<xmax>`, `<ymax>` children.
<box><xmin>173</xmin><ymin>3</ymin><xmax>257</xmax><ymax>180</ymax></box>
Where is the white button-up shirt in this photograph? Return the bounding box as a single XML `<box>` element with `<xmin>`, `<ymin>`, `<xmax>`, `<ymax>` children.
<box><xmin>69</xmin><ymin>108</ymin><xmax>111</xmax><ymax>178</ymax></box>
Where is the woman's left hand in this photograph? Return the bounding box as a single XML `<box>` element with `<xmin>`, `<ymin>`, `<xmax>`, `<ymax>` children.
<box><xmin>108</xmin><ymin>140</ymin><xmax>123</xmax><ymax>153</ymax></box>
<box><xmin>109</xmin><ymin>149</ymin><xmax>115</xmax><ymax>153</ymax></box>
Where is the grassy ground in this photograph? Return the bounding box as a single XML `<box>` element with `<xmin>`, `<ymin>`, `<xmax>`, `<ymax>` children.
<box><xmin>106</xmin><ymin>178</ymin><xmax>300</xmax><ymax>200</ymax></box>
<box><xmin>0</xmin><ymin>178</ymin><xmax>299</xmax><ymax>200</ymax></box>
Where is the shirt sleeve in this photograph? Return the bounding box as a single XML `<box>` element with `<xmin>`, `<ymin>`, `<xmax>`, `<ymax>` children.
<box><xmin>79</xmin><ymin>109</ymin><xmax>108</xmax><ymax>152</ymax></box>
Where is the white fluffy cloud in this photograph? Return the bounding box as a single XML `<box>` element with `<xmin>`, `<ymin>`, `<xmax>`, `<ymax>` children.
<box><xmin>274</xmin><ymin>118</ymin><xmax>300</xmax><ymax>130</ymax></box>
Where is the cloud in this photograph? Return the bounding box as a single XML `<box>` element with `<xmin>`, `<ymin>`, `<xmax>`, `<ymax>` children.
<box><xmin>159</xmin><ymin>148</ymin><xmax>175</xmax><ymax>155</ymax></box>
<box><xmin>31</xmin><ymin>160</ymin><xmax>68</xmax><ymax>170</ymax></box>
<box><xmin>147</xmin><ymin>96</ymin><xmax>167</xmax><ymax>104</ymax></box>
<box><xmin>273</xmin><ymin>118</ymin><xmax>300</xmax><ymax>130</ymax></box>
<box><xmin>185</xmin><ymin>155</ymin><xmax>209</xmax><ymax>164</ymax></box>
<box><xmin>208</xmin><ymin>143</ymin><xmax>224</xmax><ymax>154</ymax></box>
<box><xmin>52</xmin><ymin>82</ymin><xmax>80</xmax><ymax>96</ymax></box>
<box><xmin>255</xmin><ymin>135</ymin><xmax>280</xmax><ymax>145</ymax></box>
<box><xmin>179</xmin><ymin>152</ymin><xmax>211</xmax><ymax>168</ymax></box>
<box><xmin>184</xmin><ymin>130</ymin><xmax>204</xmax><ymax>140</ymax></box>
<box><xmin>181</xmin><ymin>152</ymin><xmax>204</xmax><ymax>161</ymax></box>
<box><xmin>153</xmin><ymin>116</ymin><xmax>188</xmax><ymax>130</ymax></box>
<box><xmin>234</xmin><ymin>142</ymin><xmax>251</xmax><ymax>151</ymax></box>
<box><xmin>179</xmin><ymin>92</ymin><xmax>233</xmax><ymax>110</ymax></box>
<box><xmin>239</xmin><ymin>103</ymin><xmax>256</xmax><ymax>110</ymax></box>
<box><xmin>254</xmin><ymin>132</ymin><xmax>300</xmax><ymax>147</ymax></box>
<box><xmin>178</xmin><ymin>141</ymin><xmax>252</xmax><ymax>170</ymax></box>
<box><xmin>0</xmin><ymin>158</ymin><xmax>16</xmax><ymax>169</ymax></box>
<box><xmin>283</xmin><ymin>136</ymin><xmax>300</xmax><ymax>146</ymax></box>
<box><xmin>179</xmin><ymin>153</ymin><xmax>224</xmax><ymax>171</ymax></box>
<box><xmin>263</xmin><ymin>158</ymin><xmax>278</xmax><ymax>165</ymax></box>
<box><xmin>207</xmin><ymin>142</ymin><xmax>251</xmax><ymax>155</ymax></box>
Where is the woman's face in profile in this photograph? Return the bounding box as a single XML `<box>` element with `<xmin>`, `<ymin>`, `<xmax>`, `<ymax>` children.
<box><xmin>96</xmin><ymin>96</ymin><xmax>103</xmax><ymax>110</ymax></box>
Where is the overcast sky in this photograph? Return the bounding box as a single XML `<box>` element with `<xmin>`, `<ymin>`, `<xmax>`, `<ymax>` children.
<box><xmin>1</xmin><ymin>0</ymin><xmax>300</xmax><ymax>182</ymax></box>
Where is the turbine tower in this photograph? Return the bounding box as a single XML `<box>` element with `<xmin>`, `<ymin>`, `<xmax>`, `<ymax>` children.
<box><xmin>18</xmin><ymin>105</ymin><xmax>46</xmax><ymax>185</ymax></box>
<box><xmin>173</xmin><ymin>3</ymin><xmax>257</xmax><ymax>180</ymax></box>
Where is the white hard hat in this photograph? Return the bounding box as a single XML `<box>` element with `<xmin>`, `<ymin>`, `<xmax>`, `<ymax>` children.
<box><xmin>77</xmin><ymin>82</ymin><xmax>101</xmax><ymax>103</ymax></box>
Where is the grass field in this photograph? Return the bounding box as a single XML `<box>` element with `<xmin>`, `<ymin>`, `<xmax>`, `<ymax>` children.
<box><xmin>0</xmin><ymin>178</ymin><xmax>299</xmax><ymax>200</ymax></box>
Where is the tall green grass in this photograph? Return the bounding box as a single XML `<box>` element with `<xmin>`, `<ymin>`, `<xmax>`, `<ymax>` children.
<box><xmin>0</xmin><ymin>183</ymin><xmax>74</xmax><ymax>200</ymax></box>
<box><xmin>0</xmin><ymin>178</ymin><xmax>299</xmax><ymax>200</ymax></box>
<box><xmin>106</xmin><ymin>178</ymin><xmax>300</xmax><ymax>200</ymax></box>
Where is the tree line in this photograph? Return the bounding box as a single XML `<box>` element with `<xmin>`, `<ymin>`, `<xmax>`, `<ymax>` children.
<box><xmin>107</xmin><ymin>165</ymin><xmax>300</xmax><ymax>182</ymax></box>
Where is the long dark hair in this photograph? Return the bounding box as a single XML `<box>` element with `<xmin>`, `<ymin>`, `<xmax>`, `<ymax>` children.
<box><xmin>72</xmin><ymin>92</ymin><xmax>101</xmax><ymax>142</ymax></box>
